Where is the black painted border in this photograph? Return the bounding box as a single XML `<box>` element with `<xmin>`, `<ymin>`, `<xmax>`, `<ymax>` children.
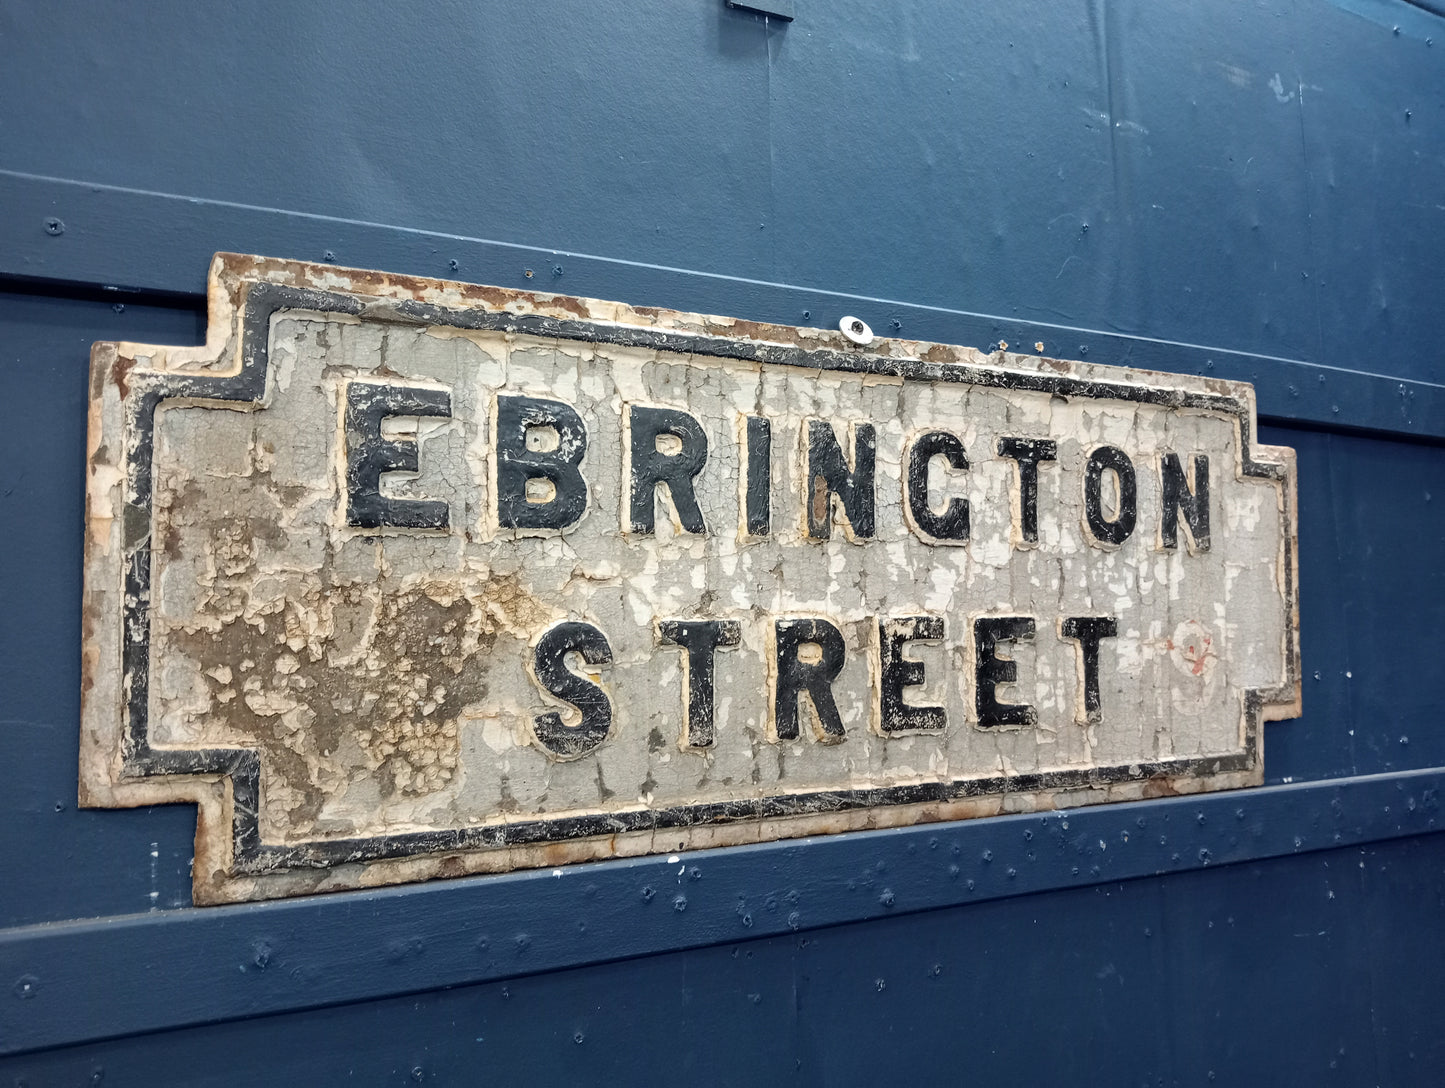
<box><xmin>115</xmin><ymin>278</ymin><xmax>1299</xmax><ymax>878</ymax></box>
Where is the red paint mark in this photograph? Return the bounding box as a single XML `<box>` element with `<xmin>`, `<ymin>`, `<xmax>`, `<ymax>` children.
<box><xmin>1166</xmin><ymin>627</ymin><xmax>1216</xmax><ymax>676</ymax></box>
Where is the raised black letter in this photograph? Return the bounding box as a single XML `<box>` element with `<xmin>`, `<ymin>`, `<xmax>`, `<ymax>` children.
<box><xmin>805</xmin><ymin>420</ymin><xmax>876</xmax><ymax>540</ymax></box>
<box><xmin>1084</xmin><ymin>445</ymin><xmax>1137</xmax><ymax>545</ymax></box>
<box><xmin>772</xmin><ymin>618</ymin><xmax>847</xmax><ymax>742</ymax></box>
<box><xmin>878</xmin><ymin>616</ymin><xmax>946</xmax><ymax>734</ymax></box>
<box><xmin>744</xmin><ymin>415</ymin><xmax>772</xmax><ymax>537</ymax></box>
<box><xmin>997</xmin><ymin>437</ymin><xmax>1057</xmax><ymax>544</ymax></box>
<box><xmin>974</xmin><ymin>616</ymin><xmax>1037</xmax><ymax>728</ymax></box>
<box><xmin>531</xmin><ymin>621</ymin><xmax>613</xmax><ymax>758</ymax></box>
<box><xmin>906</xmin><ymin>432</ymin><xmax>969</xmax><ymax>541</ymax></box>
<box><xmin>657</xmin><ymin>619</ymin><xmax>741</xmax><ymax>748</ymax></box>
<box><xmin>345</xmin><ymin>380</ymin><xmax>451</xmax><ymax>529</ymax></box>
<box><xmin>628</xmin><ymin>405</ymin><xmax>708</xmax><ymax>535</ymax></box>
<box><xmin>1160</xmin><ymin>452</ymin><xmax>1210</xmax><ymax>552</ymax></box>
<box><xmin>1059</xmin><ymin>616</ymin><xmax>1118</xmax><ymax>724</ymax></box>
<box><xmin>495</xmin><ymin>395</ymin><xmax>588</xmax><ymax>530</ymax></box>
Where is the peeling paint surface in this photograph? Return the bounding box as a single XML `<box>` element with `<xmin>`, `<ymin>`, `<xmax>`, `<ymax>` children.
<box><xmin>81</xmin><ymin>255</ymin><xmax>1300</xmax><ymax>903</ymax></box>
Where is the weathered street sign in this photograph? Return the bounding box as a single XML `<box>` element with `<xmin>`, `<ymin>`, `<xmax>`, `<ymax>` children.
<box><xmin>81</xmin><ymin>254</ymin><xmax>1300</xmax><ymax>903</ymax></box>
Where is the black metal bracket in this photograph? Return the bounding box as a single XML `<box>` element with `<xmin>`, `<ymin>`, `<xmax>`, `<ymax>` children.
<box><xmin>726</xmin><ymin>0</ymin><xmax>794</xmax><ymax>21</ymax></box>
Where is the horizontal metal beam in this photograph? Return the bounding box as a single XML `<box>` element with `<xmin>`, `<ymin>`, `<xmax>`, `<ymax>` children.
<box><xmin>2</xmin><ymin>169</ymin><xmax>1441</xmax><ymax>443</ymax></box>
<box><xmin>2</xmin><ymin>767</ymin><xmax>1439</xmax><ymax>1057</ymax></box>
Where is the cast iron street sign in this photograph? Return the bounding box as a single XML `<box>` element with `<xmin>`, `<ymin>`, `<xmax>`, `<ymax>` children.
<box><xmin>81</xmin><ymin>255</ymin><xmax>1300</xmax><ymax>903</ymax></box>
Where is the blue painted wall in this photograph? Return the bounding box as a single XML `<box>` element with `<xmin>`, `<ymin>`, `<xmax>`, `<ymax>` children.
<box><xmin>1</xmin><ymin>0</ymin><xmax>1442</xmax><ymax>1082</ymax></box>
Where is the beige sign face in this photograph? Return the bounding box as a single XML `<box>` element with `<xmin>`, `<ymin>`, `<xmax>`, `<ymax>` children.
<box><xmin>81</xmin><ymin>255</ymin><xmax>1300</xmax><ymax>904</ymax></box>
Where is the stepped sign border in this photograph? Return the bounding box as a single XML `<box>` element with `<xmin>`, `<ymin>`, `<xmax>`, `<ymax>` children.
<box><xmin>79</xmin><ymin>254</ymin><xmax>1301</xmax><ymax>904</ymax></box>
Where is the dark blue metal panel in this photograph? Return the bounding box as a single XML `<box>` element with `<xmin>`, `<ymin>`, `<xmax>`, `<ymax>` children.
<box><xmin>2</xmin><ymin>0</ymin><xmax>1442</xmax><ymax>384</ymax></box>
<box><xmin>0</xmin><ymin>288</ymin><xmax>202</xmax><ymax>928</ymax></box>
<box><xmin>3</xmin><ymin>171</ymin><xmax>1442</xmax><ymax>440</ymax></box>
<box><xmin>1</xmin><ymin>0</ymin><xmax>1443</xmax><ymax>1080</ymax></box>
<box><xmin>1</xmin><ymin>769</ymin><xmax>1440</xmax><ymax>1055</ymax></box>
<box><xmin>5</xmin><ymin>836</ymin><xmax>1444</xmax><ymax>1085</ymax></box>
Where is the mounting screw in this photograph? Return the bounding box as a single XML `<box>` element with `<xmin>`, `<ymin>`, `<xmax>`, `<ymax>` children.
<box><xmin>839</xmin><ymin>315</ymin><xmax>873</xmax><ymax>346</ymax></box>
<box><xmin>44</xmin><ymin>217</ymin><xmax>64</xmax><ymax>236</ymax></box>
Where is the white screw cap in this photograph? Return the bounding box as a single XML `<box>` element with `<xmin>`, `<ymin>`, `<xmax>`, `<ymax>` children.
<box><xmin>839</xmin><ymin>315</ymin><xmax>873</xmax><ymax>346</ymax></box>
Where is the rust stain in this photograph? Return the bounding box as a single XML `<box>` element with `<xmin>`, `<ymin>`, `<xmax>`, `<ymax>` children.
<box><xmin>811</xmin><ymin>474</ymin><xmax>829</xmax><ymax>527</ymax></box>
<box><xmin>1141</xmin><ymin>777</ymin><xmax>1184</xmax><ymax>799</ymax></box>
<box><xmin>112</xmin><ymin>354</ymin><xmax>137</xmax><ymax>400</ymax></box>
